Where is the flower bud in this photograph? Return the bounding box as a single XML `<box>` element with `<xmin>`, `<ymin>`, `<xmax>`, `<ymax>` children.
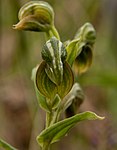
<box><xmin>73</xmin><ymin>44</ymin><xmax>93</xmax><ymax>74</ymax></box>
<box><xmin>62</xmin><ymin>83</ymin><xmax>84</xmax><ymax>117</ymax></box>
<box><xmin>36</xmin><ymin>61</ymin><xmax>74</xmax><ymax>100</ymax></box>
<box><xmin>13</xmin><ymin>1</ymin><xmax>54</xmax><ymax>32</ymax></box>
<box><xmin>41</xmin><ymin>37</ymin><xmax>67</xmax><ymax>85</ymax></box>
<box><xmin>74</xmin><ymin>22</ymin><xmax>96</xmax><ymax>45</ymax></box>
<box><xmin>66</xmin><ymin>22</ymin><xmax>96</xmax><ymax>74</ymax></box>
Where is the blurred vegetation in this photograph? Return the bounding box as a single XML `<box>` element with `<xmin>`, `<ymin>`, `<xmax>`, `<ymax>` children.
<box><xmin>0</xmin><ymin>0</ymin><xmax>117</xmax><ymax>150</ymax></box>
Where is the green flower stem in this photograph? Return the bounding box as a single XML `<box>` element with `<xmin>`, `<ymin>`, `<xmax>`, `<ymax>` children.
<box><xmin>44</xmin><ymin>109</ymin><xmax>61</xmax><ymax>150</ymax></box>
<box><xmin>45</xmin><ymin>25</ymin><xmax>60</xmax><ymax>40</ymax></box>
<box><xmin>46</xmin><ymin>111</ymin><xmax>53</xmax><ymax>128</ymax></box>
<box><xmin>51</xmin><ymin>26</ymin><xmax>60</xmax><ymax>40</ymax></box>
<box><xmin>42</xmin><ymin>142</ymin><xmax>50</xmax><ymax>150</ymax></box>
<box><xmin>46</xmin><ymin>108</ymin><xmax>61</xmax><ymax>128</ymax></box>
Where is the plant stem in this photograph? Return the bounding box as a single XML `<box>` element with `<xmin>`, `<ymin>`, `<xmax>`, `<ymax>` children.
<box><xmin>45</xmin><ymin>25</ymin><xmax>60</xmax><ymax>40</ymax></box>
<box><xmin>44</xmin><ymin>103</ymin><xmax>61</xmax><ymax>149</ymax></box>
<box><xmin>42</xmin><ymin>142</ymin><xmax>50</xmax><ymax>150</ymax></box>
<box><xmin>51</xmin><ymin>25</ymin><xmax>60</xmax><ymax>40</ymax></box>
<box><xmin>46</xmin><ymin>107</ymin><xmax>61</xmax><ymax>128</ymax></box>
<box><xmin>46</xmin><ymin>111</ymin><xmax>53</xmax><ymax>128</ymax></box>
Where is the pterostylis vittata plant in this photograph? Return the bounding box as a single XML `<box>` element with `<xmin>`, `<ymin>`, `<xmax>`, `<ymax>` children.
<box><xmin>0</xmin><ymin>1</ymin><xmax>104</xmax><ymax>150</ymax></box>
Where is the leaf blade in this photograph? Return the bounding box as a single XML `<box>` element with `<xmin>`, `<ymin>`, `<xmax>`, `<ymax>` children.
<box><xmin>0</xmin><ymin>139</ymin><xmax>17</xmax><ymax>150</ymax></box>
<box><xmin>37</xmin><ymin>111</ymin><xmax>104</xmax><ymax>147</ymax></box>
<box><xmin>32</xmin><ymin>66</ymin><xmax>51</xmax><ymax>112</ymax></box>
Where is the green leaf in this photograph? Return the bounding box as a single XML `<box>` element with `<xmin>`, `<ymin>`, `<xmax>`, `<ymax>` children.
<box><xmin>36</xmin><ymin>90</ymin><xmax>51</xmax><ymax>112</ymax></box>
<box><xmin>36</xmin><ymin>61</ymin><xmax>74</xmax><ymax>100</ymax></box>
<box><xmin>0</xmin><ymin>139</ymin><xmax>17</xmax><ymax>150</ymax></box>
<box><xmin>37</xmin><ymin>111</ymin><xmax>104</xmax><ymax>147</ymax></box>
<box><xmin>32</xmin><ymin>66</ymin><xmax>51</xmax><ymax>112</ymax></box>
<box><xmin>52</xmin><ymin>94</ymin><xmax>61</xmax><ymax>110</ymax></box>
<box><xmin>66</xmin><ymin>39</ymin><xmax>84</xmax><ymax>66</ymax></box>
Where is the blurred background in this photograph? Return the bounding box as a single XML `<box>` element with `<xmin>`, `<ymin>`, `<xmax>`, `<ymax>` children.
<box><xmin>0</xmin><ymin>0</ymin><xmax>117</xmax><ymax>150</ymax></box>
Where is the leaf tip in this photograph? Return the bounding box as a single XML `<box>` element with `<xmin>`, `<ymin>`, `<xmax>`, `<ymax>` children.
<box><xmin>86</xmin><ymin>111</ymin><xmax>105</xmax><ymax>121</ymax></box>
<box><xmin>97</xmin><ymin>116</ymin><xmax>105</xmax><ymax>120</ymax></box>
<box><xmin>12</xmin><ymin>24</ymin><xmax>17</xmax><ymax>29</ymax></box>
